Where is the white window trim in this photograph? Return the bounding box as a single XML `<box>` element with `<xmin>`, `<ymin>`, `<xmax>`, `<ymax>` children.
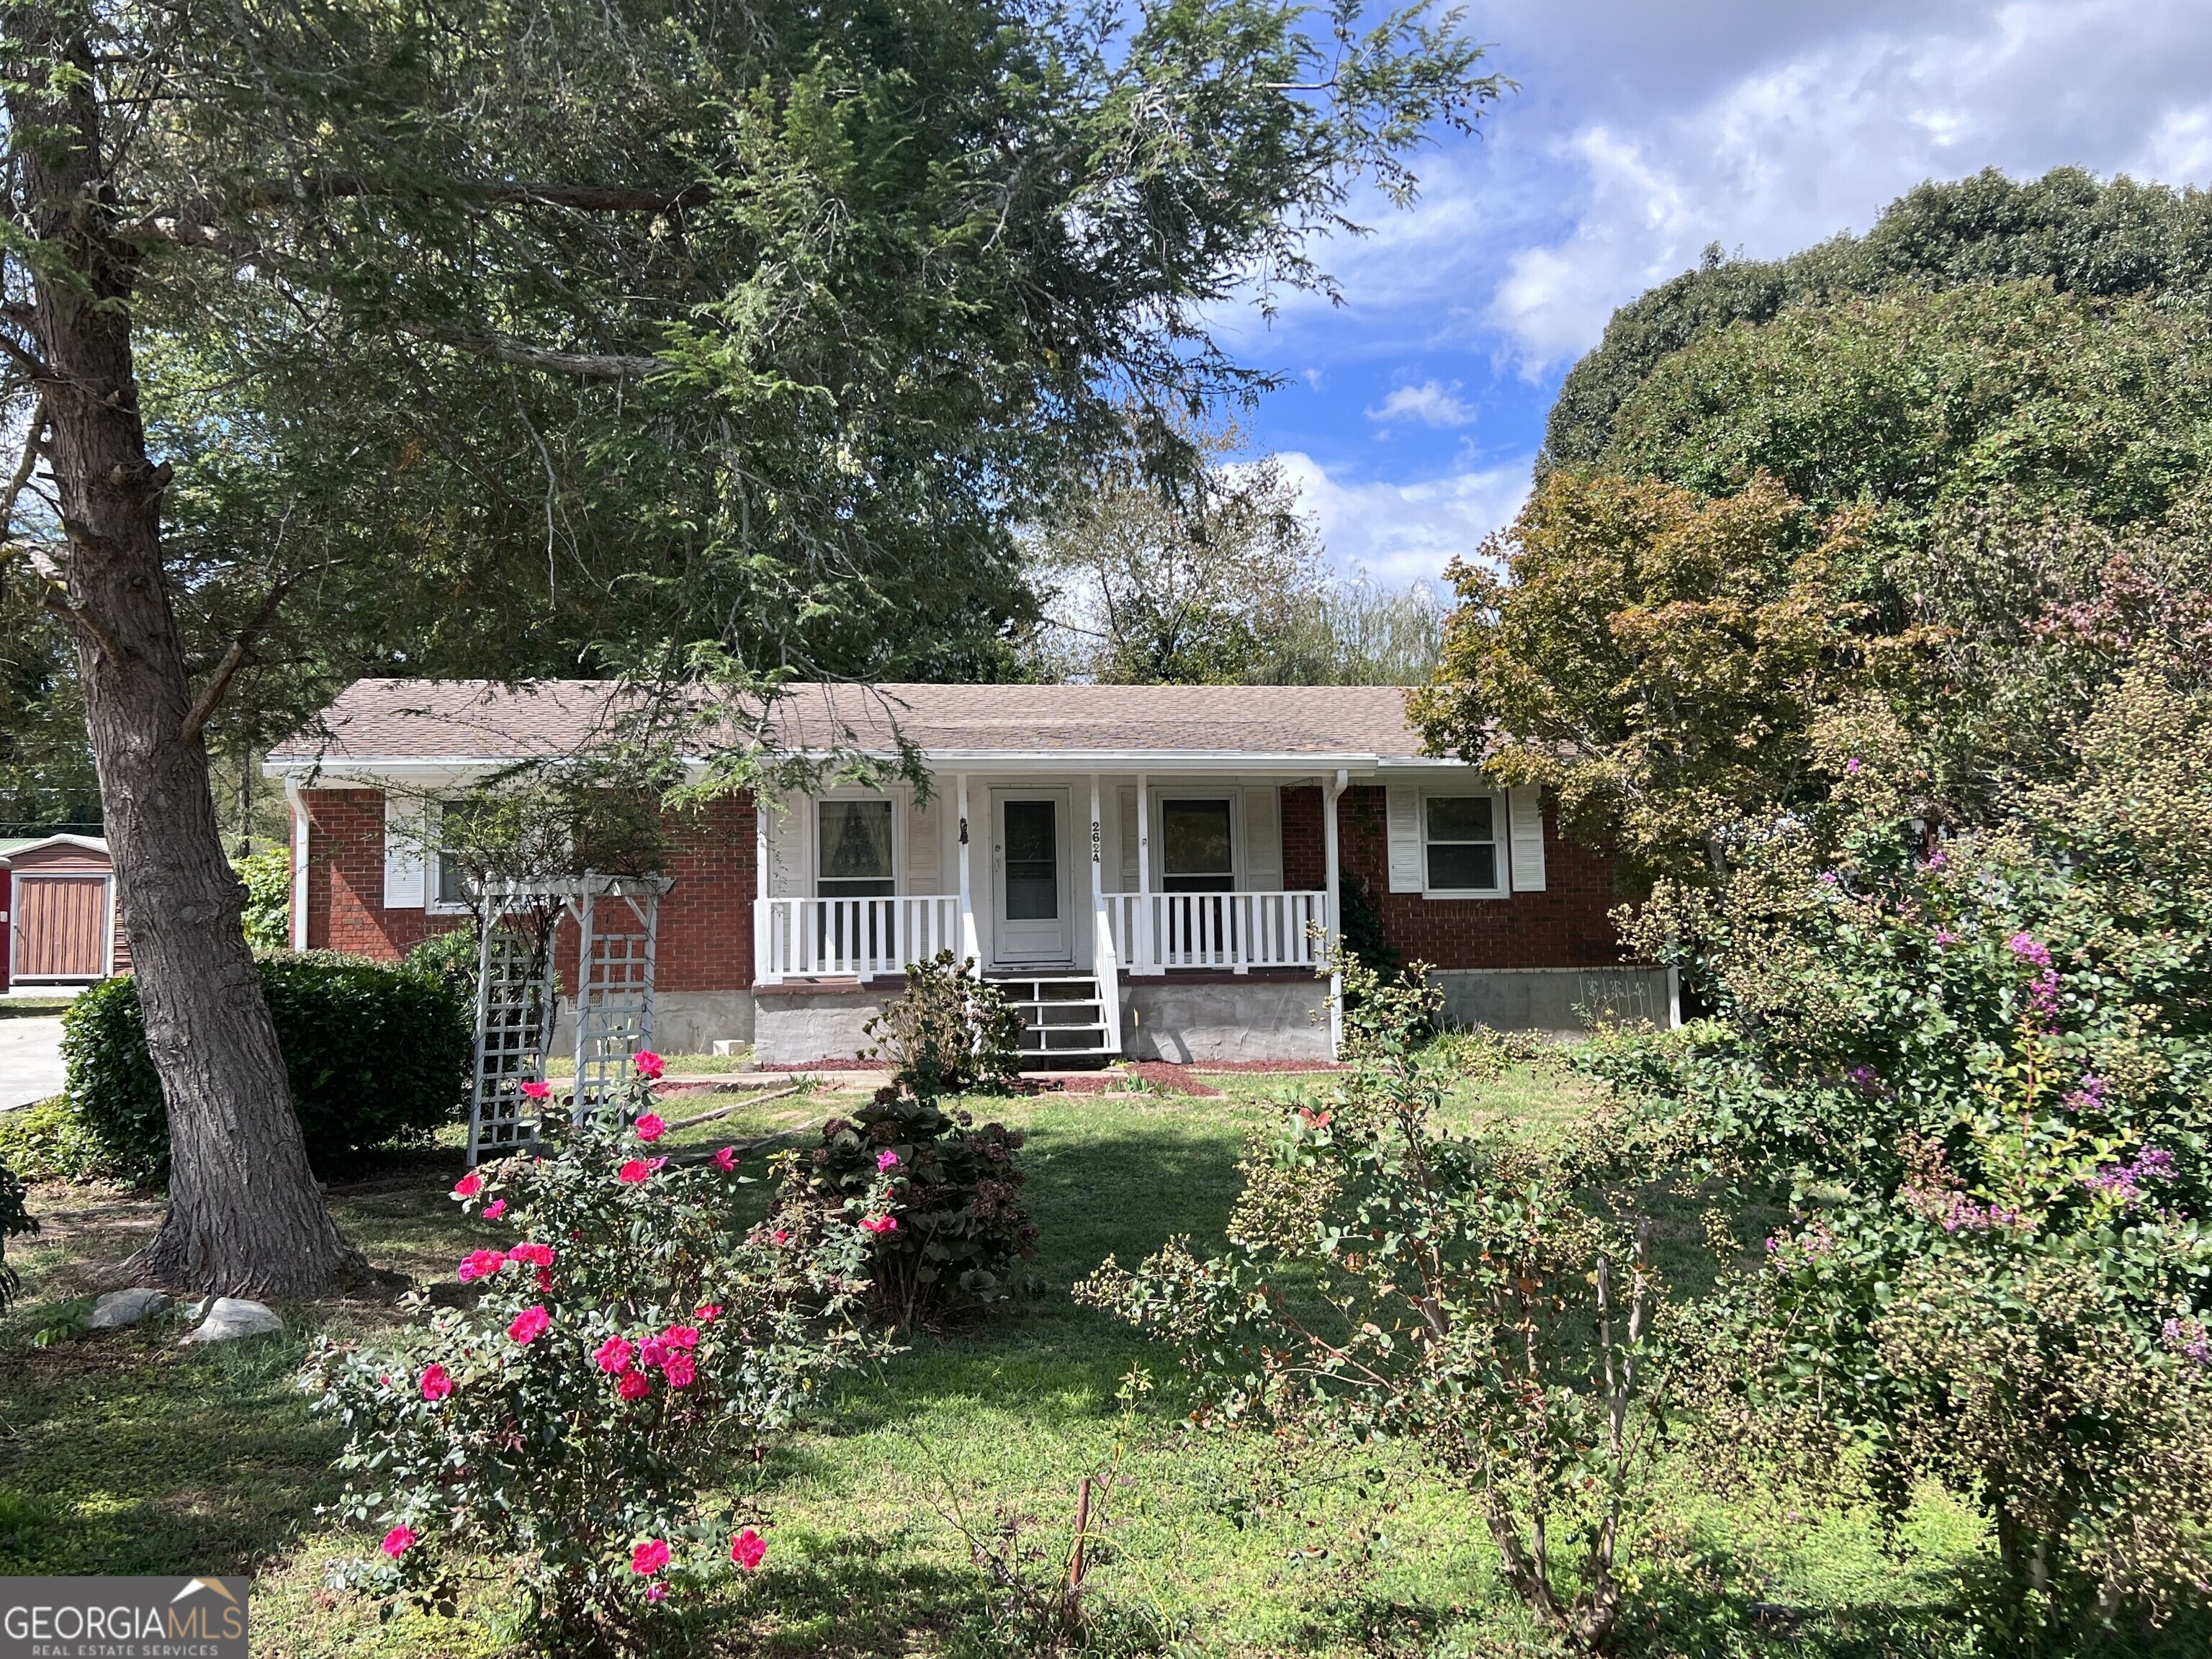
<box><xmin>1420</xmin><ymin>788</ymin><xmax>1509</xmax><ymax>900</ymax></box>
<box><xmin>813</xmin><ymin>788</ymin><xmax>904</xmax><ymax>897</ymax></box>
<box><xmin>1153</xmin><ymin>789</ymin><xmax>1241</xmax><ymax>892</ymax></box>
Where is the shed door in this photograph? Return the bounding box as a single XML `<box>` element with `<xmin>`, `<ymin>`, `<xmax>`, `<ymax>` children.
<box><xmin>14</xmin><ymin>875</ymin><xmax>109</xmax><ymax>979</ymax></box>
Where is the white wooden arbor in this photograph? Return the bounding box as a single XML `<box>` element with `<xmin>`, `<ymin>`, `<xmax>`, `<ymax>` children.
<box><xmin>466</xmin><ymin>871</ymin><xmax>673</xmax><ymax>1166</ymax></box>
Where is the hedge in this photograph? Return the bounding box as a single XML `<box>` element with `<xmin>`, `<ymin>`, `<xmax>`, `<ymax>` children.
<box><xmin>62</xmin><ymin>952</ymin><xmax>474</xmax><ymax>1181</ymax></box>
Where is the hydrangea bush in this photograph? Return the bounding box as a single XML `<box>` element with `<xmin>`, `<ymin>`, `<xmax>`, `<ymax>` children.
<box><xmin>302</xmin><ymin>1069</ymin><xmax>894</xmax><ymax>1650</ymax></box>
<box><xmin>782</xmin><ymin>1087</ymin><xmax>1038</xmax><ymax>1327</ymax></box>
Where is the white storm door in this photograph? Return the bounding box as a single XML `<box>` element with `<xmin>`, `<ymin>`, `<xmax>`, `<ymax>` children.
<box><xmin>992</xmin><ymin>790</ymin><xmax>1074</xmax><ymax>965</ymax></box>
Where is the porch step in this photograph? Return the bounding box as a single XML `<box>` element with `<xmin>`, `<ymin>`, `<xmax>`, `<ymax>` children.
<box><xmin>988</xmin><ymin>973</ymin><xmax>1118</xmax><ymax>1061</ymax></box>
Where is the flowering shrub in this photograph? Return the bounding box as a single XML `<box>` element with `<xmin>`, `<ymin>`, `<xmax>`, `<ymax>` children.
<box><xmin>862</xmin><ymin>951</ymin><xmax>1022</xmax><ymax>1097</ymax></box>
<box><xmin>1599</xmin><ymin>703</ymin><xmax>2212</xmax><ymax>1630</ymax></box>
<box><xmin>302</xmin><ymin>1066</ymin><xmax>894</xmax><ymax>1650</ymax></box>
<box><xmin>1079</xmin><ymin>956</ymin><xmax>1671</xmax><ymax>1651</ymax></box>
<box><xmin>782</xmin><ymin>1087</ymin><xmax>1038</xmax><ymax>1326</ymax></box>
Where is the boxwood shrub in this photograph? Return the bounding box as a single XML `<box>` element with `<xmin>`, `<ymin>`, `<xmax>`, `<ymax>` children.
<box><xmin>62</xmin><ymin>952</ymin><xmax>473</xmax><ymax>1181</ymax></box>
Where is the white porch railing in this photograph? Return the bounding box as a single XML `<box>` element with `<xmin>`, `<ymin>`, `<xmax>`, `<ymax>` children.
<box><xmin>1109</xmin><ymin>890</ymin><xmax>1329</xmax><ymax>974</ymax></box>
<box><xmin>755</xmin><ymin>896</ymin><xmax>961</xmax><ymax>981</ymax></box>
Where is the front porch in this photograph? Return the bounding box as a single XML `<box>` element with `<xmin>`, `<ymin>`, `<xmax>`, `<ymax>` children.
<box><xmin>750</xmin><ymin>770</ymin><xmax>1349</xmax><ymax>1063</ymax></box>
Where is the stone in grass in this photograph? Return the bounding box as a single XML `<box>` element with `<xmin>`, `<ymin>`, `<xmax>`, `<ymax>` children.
<box><xmin>86</xmin><ymin>1287</ymin><xmax>172</xmax><ymax>1330</ymax></box>
<box><xmin>179</xmin><ymin>1298</ymin><xmax>284</xmax><ymax>1344</ymax></box>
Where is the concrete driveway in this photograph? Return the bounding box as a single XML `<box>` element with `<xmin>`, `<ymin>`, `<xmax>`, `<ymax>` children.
<box><xmin>0</xmin><ymin>1017</ymin><xmax>66</xmax><ymax>1110</ymax></box>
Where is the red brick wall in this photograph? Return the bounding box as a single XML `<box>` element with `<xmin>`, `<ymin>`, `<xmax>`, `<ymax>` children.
<box><xmin>1280</xmin><ymin>785</ymin><xmax>1626</xmax><ymax>969</ymax></box>
<box><xmin>301</xmin><ymin>789</ymin><xmax>758</xmax><ymax>986</ymax></box>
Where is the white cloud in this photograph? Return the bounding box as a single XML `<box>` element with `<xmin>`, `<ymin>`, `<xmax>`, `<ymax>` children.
<box><xmin>1277</xmin><ymin>451</ymin><xmax>1532</xmax><ymax>586</ymax></box>
<box><xmin>1367</xmin><ymin>380</ymin><xmax>1480</xmax><ymax>428</ymax></box>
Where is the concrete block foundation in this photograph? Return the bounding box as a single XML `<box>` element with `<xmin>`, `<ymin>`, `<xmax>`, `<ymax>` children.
<box><xmin>1431</xmin><ymin>966</ymin><xmax>1676</xmax><ymax>1037</ymax></box>
<box><xmin>1122</xmin><ymin>977</ymin><xmax>1332</xmax><ymax>1063</ymax></box>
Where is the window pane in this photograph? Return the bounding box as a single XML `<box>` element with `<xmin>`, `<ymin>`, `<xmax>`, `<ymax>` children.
<box><xmin>436</xmin><ymin>855</ymin><xmax>471</xmax><ymax>906</ymax></box>
<box><xmin>819</xmin><ymin>800</ymin><xmax>894</xmax><ymax>887</ymax></box>
<box><xmin>1162</xmin><ymin>801</ymin><xmax>1233</xmax><ymax>876</ymax></box>
<box><xmin>1427</xmin><ymin>842</ymin><xmax>1497</xmax><ymax>891</ymax></box>
<box><xmin>1004</xmin><ymin>801</ymin><xmax>1058</xmax><ymax>919</ymax></box>
<box><xmin>1426</xmin><ymin>795</ymin><xmax>1493</xmax><ymax>844</ymax></box>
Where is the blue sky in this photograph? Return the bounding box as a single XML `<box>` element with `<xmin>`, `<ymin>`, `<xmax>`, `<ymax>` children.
<box><xmin>1228</xmin><ymin>0</ymin><xmax>2212</xmax><ymax>585</ymax></box>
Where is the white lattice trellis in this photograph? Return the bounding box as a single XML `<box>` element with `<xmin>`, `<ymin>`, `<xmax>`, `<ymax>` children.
<box><xmin>465</xmin><ymin>871</ymin><xmax>673</xmax><ymax>1166</ymax></box>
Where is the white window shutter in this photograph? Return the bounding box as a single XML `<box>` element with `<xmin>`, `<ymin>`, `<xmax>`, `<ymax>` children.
<box><xmin>1242</xmin><ymin>787</ymin><xmax>1282</xmax><ymax>889</ymax></box>
<box><xmin>1385</xmin><ymin>786</ymin><xmax>1423</xmax><ymax>894</ymax></box>
<box><xmin>905</xmin><ymin>791</ymin><xmax>940</xmax><ymax>891</ymax></box>
<box><xmin>1507</xmin><ymin>786</ymin><xmax>1547</xmax><ymax>892</ymax></box>
<box><xmin>766</xmin><ymin>796</ymin><xmax>807</xmax><ymax>896</ymax></box>
<box><xmin>1117</xmin><ymin>787</ymin><xmax>1138</xmax><ymax>891</ymax></box>
<box><xmin>383</xmin><ymin>794</ymin><xmax>426</xmax><ymax>909</ymax></box>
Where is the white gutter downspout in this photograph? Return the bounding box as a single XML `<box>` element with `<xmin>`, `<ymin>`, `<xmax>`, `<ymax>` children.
<box><xmin>284</xmin><ymin>775</ymin><xmax>310</xmax><ymax>950</ymax></box>
<box><xmin>1324</xmin><ymin>768</ymin><xmax>1346</xmax><ymax>1061</ymax></box>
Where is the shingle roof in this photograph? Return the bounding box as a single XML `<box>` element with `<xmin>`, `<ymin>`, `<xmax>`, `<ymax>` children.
<box><xmin>269</xmin><ymin>678</ymin><xmax>1430</xmax><ymax>765</ymax></box>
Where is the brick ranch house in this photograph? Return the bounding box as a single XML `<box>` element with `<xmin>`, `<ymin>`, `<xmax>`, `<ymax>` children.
<box><xmin>266</xmin><ymin>679</ymin><xmax>1673</xmax><ymax>1064</ymax></box>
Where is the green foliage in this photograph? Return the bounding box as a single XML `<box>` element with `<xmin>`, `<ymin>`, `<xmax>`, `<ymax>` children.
<box><xmin>1080</xmin><ymin>955</ymin><xmax>1672</xmax><ymax>1650</ymax></box>
<box><xmin>304</xmin><ymin>1072</ymin><xmax>891</xmax><ymax>1647</ymax></box>
<box><xmin>1412</xmin><ymin>469</ymin><xmax>1869</xmax><ymax>883</ymax></box>
<box><xmin>1547</xmin><ymin>167</ymin><xmax>2212</xmax><ymax>469</ymax></box>
<box><xmin>400</xmin><ymin>926</ymin><xmax>481</xmax><ymax>1009</ymax></box>
<box><xmin>0</xmin><ymin>1158</ymin><xmax>34</xmax><ymax>1315</ymax></box>
<box><xmin>0</xmin><ymin>1097</ymin><xmax>116</xmax><ymax>1184</ymax></box>
<box><xmin>786</xmin><ymin>1089</ymin><xmax>1040</xmax><ymax>1327</ymax></box>
<box><xmin>63</xmin><ymin>956</ymin><xmax>473</xmax><ymax>1182</ymax></box>
<box><xmin>1588</xmin><ymin>678</ymin><xmax>2212</xmax><ymax>1631</ymax></box>
<box><xmin>235</xmin><ymin>846</ymin><xmax>293</xmax><ymax>950</ymax></box>
<box><xmin>863</xmin><ymin>953</ymin><xmax>1022</xmax><ymax>1098</ymax></box>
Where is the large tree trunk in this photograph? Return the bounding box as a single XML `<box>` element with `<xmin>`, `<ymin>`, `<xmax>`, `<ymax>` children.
<box><xmin>6</xmin><ymin>7</ymin><xmax>364</xmax><ymax>1295</ymax></box>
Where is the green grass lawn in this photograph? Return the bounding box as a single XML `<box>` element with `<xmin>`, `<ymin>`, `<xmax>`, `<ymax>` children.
<box><xmin>0</xmin><ymin>1064</ymin><xmax>2168</xmax><ymax>1656</ymax></box>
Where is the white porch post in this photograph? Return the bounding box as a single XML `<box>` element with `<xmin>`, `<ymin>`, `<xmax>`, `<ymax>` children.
<box><xmin>1089</xmin><ymin>773</ymin><xmax>1121</xmax><ymax>1053</ymax></box>
<box><xmin>753</xmin><ymin>792</ymin><xmax>773</xmax><ymax>986</ymax></box>
<box><xmin>1135</xmin><ymin>771</ymin><xmax>1153</xmax><ymax>974</ymax></box>
<box><xmin>285</xmin><ymin>775</ymin><xmax>309</xmax><ymax>951</ymax></box>
<box><xmin>956</xmin><ymin>773</ymin><xmax>981</xmax><ymax>966</ymax></box>
<box><xmin>1324</xmin><ymin>768</ymin><xmax>1346</xmax><ymax>1060</ymax></box>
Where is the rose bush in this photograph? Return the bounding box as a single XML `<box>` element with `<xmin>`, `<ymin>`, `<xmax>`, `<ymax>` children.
<box><xmin>302</xmin><ymin>1066</ymin><xmax>896</xmax><ymax>1651</ymax></box>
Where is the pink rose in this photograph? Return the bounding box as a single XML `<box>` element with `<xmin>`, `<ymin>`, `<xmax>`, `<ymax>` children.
<box><xmin>483</xmin><ymin>1199</ymin><xmax>507</xmax><ymax>1220</ymax></box>
<box><xmin>730</xmin><ymin>1527</ymin><xmax>766</xmax><ymax>1571</ymax></box>
<box><xmin>457</xmin><ymin>1248</ymin><xmax>508</xmax><ymax>1282</ymax></box>
<box><xmin>619</xmin><ymin>1159</ymin><xmax>652</xmax><ymax>1184</ymax></box>
<box><xmin>634</xmin><ymin>1050</ymin><xmax>666</xmax><ymax>1081</ymax></box>
<box><xmin>419</xmin><ymin>1363</ymin><xmax>453</xmax><ymax>1402</ymax></box>
<box><xmin>507</xmin><ymin>1305</ymin><xmax>551</xmax><ymax>1344</ymax></box>
<box><xmin>594</xmin><ymin>1336</ymin><xmax>634</xmax><ymax>1374</ymax></box>
<box><xmin>663</xmin><ymin>1352</ymin><xmax>696</xmax><ymax>1388</ymax></box>
<box><xmin>860</xmin><ymin>1215</ymin><xmax>897</xmax><ymax>1235</ymax></box>
<box><xmin>453</xmin><ymin>1172</ymin><xmax>482</xmax><ymax>1199</ymax></box>
<box><xmin>660</xmin><ymin>1325</ymin><xmax>699</xmax><ymax>1352</ymax></box>
<box><xmin>631</xmin><ymin>1538</ymin><xmax>671</xmax><ymax>1575</ymax></box>
<box><xmin>520</xmin><ymin>1080</ymin><xmax>552</xmax><ymax>1101</ymax></box>
<box><xmin>770</xmin><ymin>1229</ymin><xmax>791</xmax><ymax>1246</ymax></box>
<box><xmin>714</xmin><ymin>1146</ymin><xmax>737</xmax><ymax>1172</ymax></box>
<box><xmin>639</xmin><ymin>1335</ymin><xmax>670</xmax><ymax>1370</ymax></box>
<box><xmin>645</xmin><ymin>1581</ymin><xmax>668</xmax><ymax>1603</ymax></box>
<box><xmin>506</xmin><ymin>1241</ymin><xmax>556</xmax><ymax>1269</ymax></box>
<box><xmin>382</xmin><ymin>1524</ymin><xmax>416</xmax><ymax>1559</ymax></box>
<box><xmin>876</xmin><ymin>1150</ymin><xmax>900</xmax><ymax>1172</ymax></box>
<box><xmin>616</xmin><ymin>1367</ymin><xmax>652</xmax><ymax>1402</ymax></box>
<box><xmin>696</xmin><ymin>1304</ymin><xmax>721</xmax><ymax>1323</ymax></box>
<box><xmin>635</xmin><ymin>1112</ymin><xmax>667</xmax><ymax>1143</ymax></box>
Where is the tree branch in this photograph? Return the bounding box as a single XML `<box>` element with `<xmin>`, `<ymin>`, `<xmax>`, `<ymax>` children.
<box><xmin>392</xmin><ymin>323</ymin><xmax>663</xmax><ymax>379</ymax></box>
<box><xmin>1</xmin><ymin>395</ymin><xmax>48</xmax><ymax>541</ymax></box>
<box><xmin>181</xmin><ymin>572</ymin><xmax>302</xmax><ymax>741</ymax></box>
<box><xmin>127</xmin><ymin>176</ymin><xmax>714</xmax><ymax>248</ymax></box>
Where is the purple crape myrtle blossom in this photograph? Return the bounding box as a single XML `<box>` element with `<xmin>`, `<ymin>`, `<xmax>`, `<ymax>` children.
<box><xmin>2082</xmin><ymin>1146</ymin><xmax>2178</xmax><ymax>1204</ymax></box>
<box><xmin>2062</xmin><ymin>1073</ymin><xmax>2110</xmax><ymax>1113</ymax></box>
<box><xmin>2163</xmin><ymin>1317</ymin><xmax>2212</xmax><ymax>1367</ymax></box>
<box><xmin>2008</xmin><ymin>932</ymin><xmax>2053</xmax><ymax>967</ymax></box>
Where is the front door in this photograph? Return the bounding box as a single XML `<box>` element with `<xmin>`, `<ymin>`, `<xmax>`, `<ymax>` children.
<box><xmin>992</xmin><ymin>791</ymin><xmax>1073</xmax><ymax>965</ymax></box>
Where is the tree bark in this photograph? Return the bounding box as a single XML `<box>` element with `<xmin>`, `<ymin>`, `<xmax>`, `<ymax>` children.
<box><xmin>6</xmin><ymin>6</ymin><xmax>365</xmax><ymax>1296</ymax></box>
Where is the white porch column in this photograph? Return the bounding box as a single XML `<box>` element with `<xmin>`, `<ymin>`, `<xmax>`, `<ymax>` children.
<box><xmin>1324</xmin><ymin>768</ymin><xmax>1346</xmax><ymax>1060</ymax></box>
<box><xmin>1135</xmin><ymin>771</ymin><xmax>1154</xmax><ymax>974</ymax></box>
<box><xmin>753</xmin><ymin>791</ymin><xmax>773</xmax><ymax>986</ymax></box>
<box><xmin>285</xmin><ymin>775</ymin><xmax>309</xmax><ymax>951</ymax></box>
<box><xmin>956</xmin><ymin>773</ymin><xmax>981</xmax><ymax>966</ymax></box>
<box><xmin>1089</xmin><ymin>773</ymin><xmax>1121</xmax><ymax>1053</ymax></box>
